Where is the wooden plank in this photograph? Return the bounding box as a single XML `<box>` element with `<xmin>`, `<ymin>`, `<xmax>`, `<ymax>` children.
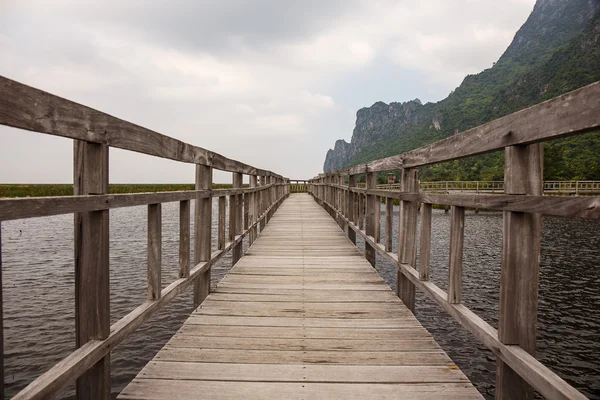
<box><xmin>497</xmin><ymin>143</ymin><xmax>543</xmax><ymax>400</ymax></box>
<box><xmin>218</xmin><ymin>196</ymin><xmax>226</xmax><ymax>250</ymax></box>
<box><xmin>447</xmin><ymin>206</ymin><xmax>464</xmax><ymax>304</ymax></box>
<box><xmin>178</xmin><ymin>200</ymin><xmax>190</xmax><ymax>278</ymax></box>
<box><xmin>138</xmin><ymin>362</ymin><xmax>470</xmax><ymax>383</ymax></box>
<box><xmin>0</xmin><ymin>226</ymin><xmax>4</xmax><ymax>400</ymax></box>
<box><xmin>249</xmin><ymin>175</ymin><xmax>257</xmax><ymax>245</ymax></box>
<box><xmin>185</xmin><ymin>316</ymin><xmax>417</xmax><ymax>328</ymax></box>
<box><xmin>0</xmin><ymin>76</ymin><xmax>284</xmax><ymax>178</ymax></box>
<box><xmin>419</xmin><ymin>203</ymin><xmax>432</xmax><ymax>281</ymax></box>
<box><xmin>397</xmin><ymin>168</ymin><xmax>418</xmax><ymax>311</ymax></box>
<box><xmin>147</xmin><ymin>203</ymin><xmax>162</xmax><ymax>300</ymax></box>
<box><xmin>194</xmin><ymin>165</ymin><xmax>212</xmax><ymax>307</ymax></box>
<box><xmin>231</xmin><ymin>172</ymin><xmax>243</xmax><ymax>264</ymax></box>
<box><xmin>385</xmin><ymin>197</ymin><xmax>393</xmax><ymax>251</ymax></box>
<box><xmin>364</xmin><ymin>171</ymin><xmax>376</xmax><ymax>267</ymax></box>
<box><xmin>120</xmin><ymin>380</ymin><xmax>483</xmax><ymax>400</ymax></box>
<box><xmin>73</xmin><ymin>140</ymin><xmax>110</xmax><ymax>400</ymax></box>
<box><xmin>344</xmin><ymin>80</ymin><xmax>600</xmax><ymax>174</ymax></box>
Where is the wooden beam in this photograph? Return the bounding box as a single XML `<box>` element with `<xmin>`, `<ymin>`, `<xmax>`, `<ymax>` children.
<box><xmin>385</xmin><ymin>197</ymin><xmax>393</xmax><ymax>252</ymax></box>
<box><xmin>397</xmin><ymin>168</ymin><xmax>418</xmax><ymax>311</ymax></box>
<box><xmin>347</xmin><ymin>175</ymin><xmax>357</xmax><ymax>245</ymax></box>
<box><xmin>147</xmin><ymin>203</ymin><xmax>162</xmax><ymax>300</ymax></box>
<box><xmin>249</xmin><ymin>175</ymin><xmax>257</xmax><ymax>245</ymax></box>
<box><xmin>231</xmin><ymin>172</ymin><xmax>243</xmax><ymax>265</ymax></box>
<box><xmin>194</xmin><ymin>165</ymin><xmax>212</xmax><ymax>307</ymax></box>
<box><xmin>178</xmin><ymin>200</ymin><xmax>190</xmax><ymax>278</ymax></box>
<box><xmin>365</xmin><ymin>171</ymin><xmax>377</xmax><ymax>267</ymax></box>
<box><xmin>419</xmin><ymin>203</ymin><xmax>432</xmax><ymax>281</ymax></box>
<box><xmin>73</xmin><ymin>140</ymin><xmax>110</xmax><ymax>399</ymax></box>
<box><xmin>497</xmin><ymin>143</ymin><xmax>543</xmax><ymax>400</ymax></box>
<box><xmin>0</xmin><ymin>76</ymin><xmax>284</xmax><ymax>178</ymax></box>
<box><xmin>447</xmin><ymin>206</ymin><xmax>465</xmax><ymax>304</ymax></box>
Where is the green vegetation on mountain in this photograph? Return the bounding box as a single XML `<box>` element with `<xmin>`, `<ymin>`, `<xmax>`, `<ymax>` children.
<box><xmin>324</xmin><ymin>0</ymin><xmax>600</xmax><ymax>181</ymax></box>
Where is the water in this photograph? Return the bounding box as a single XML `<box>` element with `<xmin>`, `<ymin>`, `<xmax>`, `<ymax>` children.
<box><xmin>1</xmin><ymin>199</ymin><xmax>599</xmax><ymax>398</ymax></box>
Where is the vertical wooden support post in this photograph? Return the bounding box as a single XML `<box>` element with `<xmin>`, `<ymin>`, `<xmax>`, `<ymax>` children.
<box><xmin>447</xmin><ymin>206</ymin><xmax>465</xmax><ymax>303</ymax></box>
<box><xmin>496</xmin><ymin>143</ymin><xmax>543</xmax><ymax>400</ymax></box>
<box><xmin>218</xmin><ymin>196</ymin><xmax>226</xmax><ymax>250</ymax></box>
<box><xmin>194</xmin><ymin>165</ymin><xmax>212</xmax><ymax>307</ymax></box>
<box><xmin>347</xmin><ymin>175</ymin><xmax>357</xmax><ymax>244</ymax></box>
<box><xmin>419</xmin><ymin>203</ymin><xmax>432</xmax><ymax>281</ymax></box>
<box><xmin>259</xmin><ymin>175</ymin><xmax>266</xmax><ymax>231</ymax></box>
<box><xmin>232</xmin><ymin>172</ymin><xmax>243</xmax><ymax>265</ymax></box>
<box><xmin>397</xmin><ymin>168</ymin><xmax>418</xmax><ymax>312</ymax></box>
<box><xmin>147</xmin><ymin>203</ymin><xmax>162</xmax><ymax>300</ymax></box>
<box><xmin>385</xmin><ymin>197</ymin><xmax>393</xmax><ymax>252</ymax></box>
<box><xmin>249</xmin><ymin>175</ymin><xmax>258</xmax><ymax>245</ymax></box>
<box><xmin>374</xmin><ymin>194</ymin><xmax>381</xmax><ymax>243</ymax></box>
<box><xmin>179</xmin><ymin>200</ymin><xmax>190</xmax><ymax>278</ymax></box>
<box><xmin>358</xmin><ymin>192</ymin><xmax>365</xmax><ymax>230</ymax></box>
<box><xmin>74</xmin><ymin>141</ymin><xmax>110</xmax><ymax>399</ymax></box>
<box><xmin>365</xmin><ymin>171</ymin><xmax>377</xmax><ymax>267</ymax></box>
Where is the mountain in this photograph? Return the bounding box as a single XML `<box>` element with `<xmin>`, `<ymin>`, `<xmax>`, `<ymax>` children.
<box><xmin>323</xmin><ymin>0</ymin><xmax>600</xmax><ymax>181</ymax></box>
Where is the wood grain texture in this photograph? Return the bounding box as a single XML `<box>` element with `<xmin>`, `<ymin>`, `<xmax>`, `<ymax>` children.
<box><xmin>249</xmin><ymin>175</ymin><xmax>257</xmax><ymax>245</ymax></box>
<box><xmin>0</xmin><ymin>226</ymin><xmax>4</xmax><ymax>400</ymax></box>
<box><xmin>0</xmin><ymin>76</ymin><xmax>283</xmax><ymax>178</ymax></box>
<box><xmin>397</xmin><ymin>169</ymin><xmax>418</xmax><ymax>312</ymax></box>
<box><xmin>447</xmin><ymin>206</ymin><xmax>464</xmax><ymax>304</ymax></box>
<box><xmin>194</xmin><ymin>165</ymin><xmax>212</xmax><ymax>307</ymax></box>
<box><xmin>119</xmin><ymin>194</ymin><xmax>481</xmax><ymax>400</ymax></box>
<box><xmin>179</xmin><ymin>200</ymin><xmax>190</xmax><ymax>278</ymax></box>
<box><xmin>231</xmin><ymin>172</ymin><xmax>243</xmax><ymax>265</ymax></box>
<box><xmin>147</xmin><ymin>203</ymin><xmax>162</xmax><ymax>301</ymax></box>
<box><xmin>419</xmin><ymin>203</ymin><xmax>432</xmax><ymax>281</ymax></box>
<box><xmin>364</xmin><ymin>171</ymin><xmax>377</xmax><ymax>267</ymax></box>
<box><xmin>347</xmin><ymin>175</ymin><xmax>357</xmax><ymax>245</ymax></box>
<box><xmin>218</xmin><ymin>196</ymin><xmax>226</xmax><ymax>250</ymax></box>
<box><xmin>73</xmin><ymin>140</ymin><xmax>110</xmax><ymax>400</ymax></box>
<box><xmin>497</xmin><ymin>143</ymin><xmax>543</xmax><ymax>400</ymax></box>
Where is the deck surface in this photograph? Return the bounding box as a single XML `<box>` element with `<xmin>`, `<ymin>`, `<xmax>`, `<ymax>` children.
<box><xmin>119</xmin><ymin>194</ymin><xmax>482</xmax><ymax>399</ymax></box>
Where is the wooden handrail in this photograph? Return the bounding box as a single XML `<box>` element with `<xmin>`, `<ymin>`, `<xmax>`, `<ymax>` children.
<box><xmin>307</xmin><ymin>81</ymin><xmax>600</xmax><ymax>400</ymax></box>
<box><xmin>0</xmin><ymin>76</ymin><xmax>291</xmax><ymax>399</ymax></box>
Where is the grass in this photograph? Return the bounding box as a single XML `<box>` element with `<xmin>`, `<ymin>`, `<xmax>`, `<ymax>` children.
<box><xmin>0</xmin><ymin>184</ymin><xmax>242</xmax><ymax>198</ymax></box>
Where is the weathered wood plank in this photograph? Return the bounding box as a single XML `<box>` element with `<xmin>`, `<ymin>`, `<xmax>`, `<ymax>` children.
<box><xmin>73</xmin><ymin>140</ymin><xmax>110</xmax><ymax>400</ymax></box>
<box><xmin>231</xmin><ymin>172</ymin><xmax>243</xmax><ymax>265</ymax></box>
<box><xmin>147</xmin><ymin>203</ymin><xmax>162</xmax><ymax>300</ymax></box>
<box><xmin>419</xmin><ymin>203</ymin><xmax>432</xmax><ymax>281</ymax></box>
<box><xmin>364</xmin><ymin>171</ymin><xmax>377</xmax><ymax>267</ymax></box>
<box><xmin>447</xmin><ymin>206</ymin><xmax>464</xmax><ymax>304</ymax></box>
<box><xmin>178</xmin><ymin>200</ymin><xmax>190</xmax><ymax>278</ymax></box>
<box><xmin>497</xmin><ymin>143</ymin><xmax>543</xmax><ymax>400</ymax></box>
<box><xmin>218</xmin><ymin>196</ymin><xmax>226</xmax><ymax>250</ymax></box>
<box><xmin>194</xmin><ymin>165</ymin><xmax>212</xmax><ymax>307</ymax></box>
<box><xmin>0</xmin><ymin>76</ymin><xmax>283</xmax><ymax>177</ymax></box>
<box><xmin>397</xmin><ymin>168</ymin><xmax>418</xmax><ymax>311</ymax></box>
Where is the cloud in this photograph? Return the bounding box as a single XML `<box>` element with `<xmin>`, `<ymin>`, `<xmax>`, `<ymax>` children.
<box><xmin>0</xmin><ymin>0</ymin><xmax>535</xmax><ymax>181</ymax></box>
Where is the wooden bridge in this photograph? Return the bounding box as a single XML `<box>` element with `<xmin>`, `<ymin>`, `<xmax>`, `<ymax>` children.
<box><xmin>0</xmin><ymin>75</ymin><xmax>599</xmax><ymax>400</ymax></box>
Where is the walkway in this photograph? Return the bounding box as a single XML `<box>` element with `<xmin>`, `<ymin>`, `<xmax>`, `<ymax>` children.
<box><xmin>119</xmin><ymin>194</ymin><xmax>482</xmax><ymax>399</ymax></box>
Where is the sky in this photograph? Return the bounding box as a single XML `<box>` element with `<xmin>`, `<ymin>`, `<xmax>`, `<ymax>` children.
<box><xmin>0</xmin><ymin>0</ymin><xmax>536</xmax><ymax>183</ymax></box>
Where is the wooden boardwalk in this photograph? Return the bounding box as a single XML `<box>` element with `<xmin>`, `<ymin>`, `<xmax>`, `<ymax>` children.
<box><xmin>119</xmin><ymin>194</ymin><xmax>482</xmax><ymax>399</ymax></box>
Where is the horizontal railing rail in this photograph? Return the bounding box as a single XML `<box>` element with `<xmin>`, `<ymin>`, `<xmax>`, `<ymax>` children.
<box><xmin>0</xmin><ymin>76</ymin><xmax>290</xmax><ymax>399</ymax></box>
<box><xmin>307</xmin><ymin>81</ymin><xmax>600</xmax><ymax>400</ymax></box>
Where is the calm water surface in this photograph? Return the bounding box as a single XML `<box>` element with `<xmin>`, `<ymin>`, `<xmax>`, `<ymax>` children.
<box><xmin>1</xmin><ymin>198</ymin><xmax>599</xmax><ymax>398</ymax></box>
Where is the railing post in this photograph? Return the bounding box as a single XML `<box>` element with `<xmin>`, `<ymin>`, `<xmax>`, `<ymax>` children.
<box><xmin>397</xmin><ymin>168</ymin><xmax>418</xmax><ymax>311</ymax></box>
<box><xmin>447</xmin><ymin>205</ymin><xmax>465</xmax><ymax>303</ymax></box>
<box><xmin>194</xmin><ymin>165</ymin><xmax>212</xmax><ymax>307</ymax></box>
<box><xmin>347</xmin><ymin>175</ymin><xmax>357</xmax><ymax>245</ymax></box>
<box><xmin>231</xmin><ymin>172</ymin><xmax>243</xmax><ymax>265</ymax></box>
<box><xmin>148</xmin><ymin>203</ymin><xmax>162</xmax><ymax>300</ymax></box>
<box><xmin>385</xmin><ymin>196</ymin><xmax>393</xmax><ymax>252</ymax></box>
<box><xmin>496</xmin><ymin>143</ymin><xmax>543</xmax><ymax>400</ymax></box>
<box><xmin>249</xmin><ymin>175</ymin><xmax>258</xmax><ymax>245</ymax></box>
<box><xmin>73</xmin><ymin>140</ymin><xmax>110</xmax><ymax>399</ymax></box>
<box><xmin>259</xmin><ymin>175</ymin><xmax>266</xmax><ymax>231</ymax></box>
<box><xmin>179</xmin><ymin>200</ymin><xmax>190</xmax><ymax>278</ymax></box>
<box><xmin>365</xmin><ymin>170</ymin><xmax>377</xmax><ymax>267</ymax></box>
<box><xmin>419</xmin><ymin>203</ymin><xmax>432</xmax><ymax>280</ymax></box>
<box><xmin>218</xmin><ymin>196</ymin><xmax>226</xmax><ymax>250</ymax></box>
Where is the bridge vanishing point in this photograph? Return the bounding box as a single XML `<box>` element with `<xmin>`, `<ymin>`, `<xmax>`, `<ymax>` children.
<box><xmin>1</xmin><ymin>76</ymin><xmax>599</xmax><ymax>399</ymax></box>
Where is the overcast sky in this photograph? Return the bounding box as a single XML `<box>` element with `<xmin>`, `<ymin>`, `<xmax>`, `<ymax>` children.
<box><xmin>0</xmin><ymin>0</ymin><xmax>535</xmax><ymax>183</ymax></box>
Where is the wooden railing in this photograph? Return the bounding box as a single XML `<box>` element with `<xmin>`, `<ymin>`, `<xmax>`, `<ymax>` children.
<box><xmin>289</xmin><ymin>180</ymin><xmax>309</xmax><ymax>193</ymax></box>
<box><xmin>0</xmin><ymin>76</ymin><xmax>290</xmax><ymax>399</ymax></box>
<box><xmin>308</xmin><ymin>81</ymin><xmax>600</xmax><ymax>400</ymax></box>
<box><xmin>373</xmin><ymin>180</ymin><xmax>600</xmax><ymax>195</ymax></box>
